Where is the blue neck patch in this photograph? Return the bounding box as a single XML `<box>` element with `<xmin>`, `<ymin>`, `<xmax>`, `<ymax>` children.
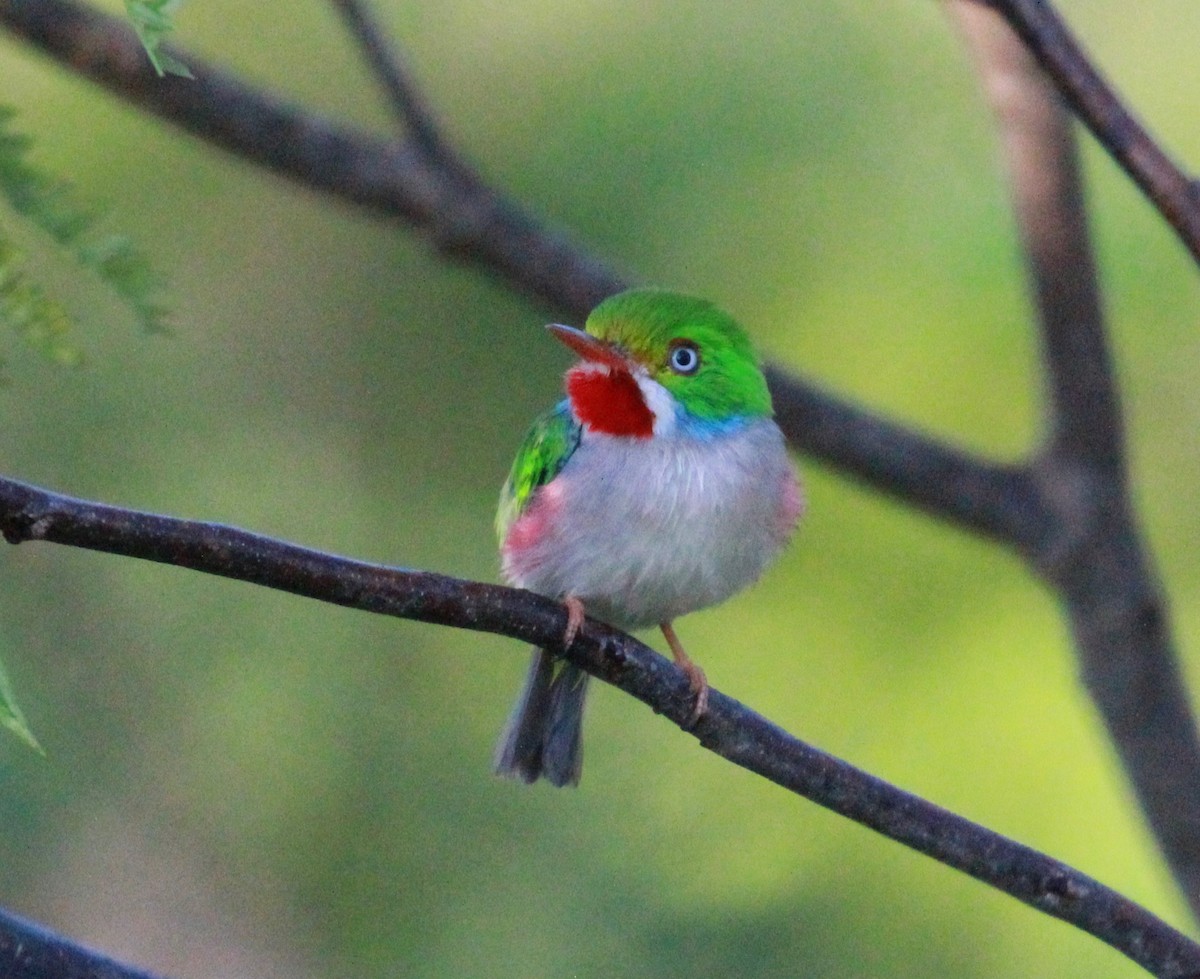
<box><xmin>672</xmin><ymin>409</ymin><xmax>753</xmax><ymax>441</ymax></box>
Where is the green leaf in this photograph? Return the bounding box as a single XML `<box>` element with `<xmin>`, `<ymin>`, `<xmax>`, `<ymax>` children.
<box><xmin>126</xmin><ymin>0</ymin><xmax>193</xmax><ymax>79</ymax></box>
<box><xmin>0</xmin><ymin>233</ymin><xmax>83</xmax><ymax>368</ymax></box>
<box><xmin>0</xmin><ymin>651</ymin><xmax>42</xmax><ymax>754</ymax></box>
<box><xmin>0</xmin><ymin>106</ymin><xmax>171</xmax><ymax>349</ymax></box>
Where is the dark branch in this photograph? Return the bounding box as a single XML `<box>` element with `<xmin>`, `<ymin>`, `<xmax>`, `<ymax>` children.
<box><xmin>327</xmin><ymin>0</ymin><xmax>466</xmax><ymax>170</ymax></box>
<box><xmin>980</xmin><ymin>0</ymin><xmax>1200</xmax><ymax>268</ymax></box>
<box><xmin>1</xmin><ymin>473</ymin><xmax>1199</xmax><ymax>977</ymax></box>
<box><xmin>0</xmin><ymin>0</ymin><xmax>624</xmax><ymax>318</ymax></box>
<box><xmin>0</xmin><ymin>905</ymin><xmax>166</xmax><ymax>979</ymax></box>
<box><xmin>950</xmin><ymin>2</ymin><xmax>1200</xmax><ymax>920</ymax></box>
<box><xmin>954</xmin><ymin>5</ymin><xmax>1117</xmax><ymax>464</ymax></box>
<box><xmin>766</xmin><ymin>366</ymin><xmax>1049</xmax><ymax>550</ymax></box>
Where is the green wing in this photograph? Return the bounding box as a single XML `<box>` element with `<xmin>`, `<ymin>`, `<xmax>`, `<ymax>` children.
<box><xmin>496</xmin><ymin>400</ymin><xmax>581</xmax><ymax>544</ymax></box>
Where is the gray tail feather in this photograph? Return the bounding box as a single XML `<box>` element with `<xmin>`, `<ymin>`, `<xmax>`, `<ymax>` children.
<box><xmin>493</xmin><ymin>648</ymin><xmax>589</xmax><ymax>787</ymax></box>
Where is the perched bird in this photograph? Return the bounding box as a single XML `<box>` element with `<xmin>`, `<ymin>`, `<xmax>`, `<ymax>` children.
<box><xmin>493</xmin><ymin>289</ymin><xmax>802</xmax><ymax>786</ymax></box>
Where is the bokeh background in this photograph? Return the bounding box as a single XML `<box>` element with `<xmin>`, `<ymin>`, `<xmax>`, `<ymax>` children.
<box><xmin>3</xmin><ymin>1</ymin><xmax>1200</xmax><ymax>976</ymax></box>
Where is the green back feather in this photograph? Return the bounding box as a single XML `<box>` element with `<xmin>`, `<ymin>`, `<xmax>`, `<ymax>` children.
<box><xmin>496</xmin><ymin>401</ymin><xmax>581</xmax><ymax>543</ymax></box>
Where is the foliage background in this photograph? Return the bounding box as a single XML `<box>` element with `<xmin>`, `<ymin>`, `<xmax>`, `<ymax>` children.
<box><xmin>2</xmin><ymin>1</ymin><xmax>1200</xmax><ymax>976</ymax></box>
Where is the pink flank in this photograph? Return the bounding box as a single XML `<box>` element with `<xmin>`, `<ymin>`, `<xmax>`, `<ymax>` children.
<box><xmin>501</xmin><ymin>479</ymin><xmax>565</xmax><ymax>582</ymax></box>
<box><xmin>777</xmin><ymin>468</ymin><xmax>805</xmax><ymax>540</ymax></box>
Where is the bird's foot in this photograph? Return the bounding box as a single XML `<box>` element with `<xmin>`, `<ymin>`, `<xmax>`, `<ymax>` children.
<box><xmin>660</xmin><ymin>621</ymin><xmax>709</xmax><ymax>726</ymax></box>
<box><xmin>562</xmin><ymin>595</ymin><xmax>586</xmax><ymax>648</ymax></box>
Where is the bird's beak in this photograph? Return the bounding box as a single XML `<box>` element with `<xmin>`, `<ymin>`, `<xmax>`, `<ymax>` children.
<box><xmin>546</xmin><ymin>323</ymin><xmax>630</xmax><ymax>371</ymax></box>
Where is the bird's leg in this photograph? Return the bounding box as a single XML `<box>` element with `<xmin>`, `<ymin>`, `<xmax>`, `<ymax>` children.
<box><xmin>660</xmin><ymin>621</ymin><xmax>708</xmax><ymax>724</ymax></box>
<box><xmin>562</xmin><ymin>595</ymin><xmax>586</xmax><ymax>647</ymax></box>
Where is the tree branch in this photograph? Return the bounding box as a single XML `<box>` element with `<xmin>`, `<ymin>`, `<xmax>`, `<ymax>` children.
<box><xmin>950</xmin><ymin>2</ymin><xmax>1200</xmax><ymax>920</ymax></box>
<box><xmin>765</xmin><ymin>366</ymin><xmax>1049</xmax><ymax>549</ymax></box>
<box><xmin>975</xmin><ymin>0</ymin><xmax>1200</xmax><ymax>267</ymax></box>
<box><xmin>0</xmin><ymin>905</ymin><xmax>165</xmax><ymax>979</ymax></box>
<box><xmin>0</xmin><ymin>0</ymin><xmax>624</xmax><ymax>318</ymax></box>
<box><xmin>0</xmin><ymin>473</ymin><xmax>1198</xmax><ymax>977</ymax></box>
<box><xmin>326</xmin><ymin>0</ymin><xmax>466</xmax><ymax>171</ymax></box>
<box><xmin>953</xmin><ymin>4</ymin><xmax>1116</xmax><ymax>464</ymax></box>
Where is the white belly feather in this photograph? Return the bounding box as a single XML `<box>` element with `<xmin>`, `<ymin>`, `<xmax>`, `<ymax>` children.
<box><xmin>503</xmin><ymin>419</ymin><xmax>799</xmax><ymax>630</ymax></box>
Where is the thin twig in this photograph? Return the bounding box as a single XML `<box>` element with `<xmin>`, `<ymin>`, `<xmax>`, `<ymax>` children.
<box><xmin>326</xmin><ymin>0</ymin><xmax>467</xmax><ymax>171</ymax></box>
<box><xmin>950</xmin><ymin>2</ymin><xmax>1200</xmax><ymax>920</ymax></box>
<box><xmin>0</xmin><ymin>0</ymin><xmax>624</xmax><ymax>318</ymax></box>
<box><xmin>976</xmin><ymin>0</ymin><xmax>1200</xmax><ymax>267</ymax></box>
<box><xmin>0</xmin><ymin>473</ymin><xmax>1198</xmax><ymax>977</ymax></box>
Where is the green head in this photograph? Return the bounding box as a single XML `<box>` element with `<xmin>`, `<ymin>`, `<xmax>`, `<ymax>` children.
<box><xmin>562</xmin><ymin>289</ymin><xmax>773</xmax><ymax>425</ymax></box>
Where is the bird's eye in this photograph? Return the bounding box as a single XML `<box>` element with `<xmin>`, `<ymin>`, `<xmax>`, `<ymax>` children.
<box><xmin>668</xmin><ymin>342</ymin><xmax>701</xmax><ymax>375</ymax></box>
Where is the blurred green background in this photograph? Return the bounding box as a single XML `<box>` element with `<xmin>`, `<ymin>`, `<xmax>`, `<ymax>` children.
<box><xmin>3</xmin><ymin>1</ymin><xmax>1200</xmax><ymax>976</ymax></box>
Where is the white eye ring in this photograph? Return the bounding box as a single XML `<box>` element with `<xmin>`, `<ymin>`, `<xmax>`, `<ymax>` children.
<box><xmin>669</xmin><ymin>343</ymin><xmax>700</xmax><ymax>375</ymax></box>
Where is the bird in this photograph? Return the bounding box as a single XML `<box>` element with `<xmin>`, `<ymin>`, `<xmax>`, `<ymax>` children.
<box><xmin>492</xmin><ymin>288</ymin><xmax>802</xmax><ymax>786</ymax></box>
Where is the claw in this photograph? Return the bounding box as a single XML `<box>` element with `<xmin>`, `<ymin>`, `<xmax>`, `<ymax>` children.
<box><xmin>660</xmin><ymin>621</ymin><xmax>709</xmax><ymax>725</ymax></box>
<box><xmin>562</xmin><ymin>595</ymin><xmax>586</xmax><ymax>648</ymax></box>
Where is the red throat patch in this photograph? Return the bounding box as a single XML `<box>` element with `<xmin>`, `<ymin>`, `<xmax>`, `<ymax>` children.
<box><xmin>566</xmin><ymin>365</ymin><xmax>654</xmax><ymax>438</ymax></box>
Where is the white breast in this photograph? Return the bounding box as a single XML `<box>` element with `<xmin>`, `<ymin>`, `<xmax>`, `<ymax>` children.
<box><xmin>503</xmin><ymin>418</ymin><xmax>800</xmax><ymax>630</ymax></box>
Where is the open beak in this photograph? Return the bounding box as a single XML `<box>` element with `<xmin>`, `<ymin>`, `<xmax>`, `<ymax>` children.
<box><xmin>546</xmin><ymin>323</ymin><xmax>630</xmax><ymax>371</ymax></box>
